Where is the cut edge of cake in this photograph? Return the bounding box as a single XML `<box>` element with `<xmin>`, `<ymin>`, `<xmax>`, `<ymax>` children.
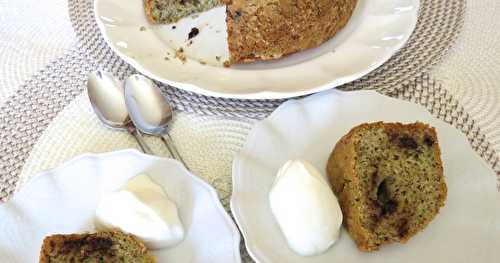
<box><xmin>144</xmin><ymin>0</ymin><xmax>223</xmax><ymax>24</ymax></box>
<box><xmin>39</xmin><ymin>231</ymin><xmax>156</xmax><ymax>263</ymax></box>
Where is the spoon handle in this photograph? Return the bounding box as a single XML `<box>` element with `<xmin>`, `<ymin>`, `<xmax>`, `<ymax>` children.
<box><xmin>161</xmin><ymin>133</ymin><xmax>189</xmax><ymax>170</ymax></box>
<box><xmin>127</xmin><ymin>125</ymin><xmax>154</xmax><ymax>155</ymax></box>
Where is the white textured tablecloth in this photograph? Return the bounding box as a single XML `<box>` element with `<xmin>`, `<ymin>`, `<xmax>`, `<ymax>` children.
<box><xmin>431</xmin><ymin>0</ymin><xmax>500</xmax><ymax>153</ymax></box>
<box><xmin>0</xmin><ymin>0</ymin><xmax>499</xmax><ymax>194</ymax></box>
<box><xmin>0</xmin><ymin>0</ymin><xmax>75</xmax><ymax>105</ymax></box>
<box><xmin>0</xmin><ymin>1</ymin><xmax>498</xmax><ymax>262</ymax></box>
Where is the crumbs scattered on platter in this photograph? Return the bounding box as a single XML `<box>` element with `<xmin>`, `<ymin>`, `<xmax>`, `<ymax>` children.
<box><xmin>139</xmin><ymin>21</ymin><xmax>226</xmax><ymax>65</ymax></box>
<box><xmin>95</xmin><ymin>0</ymin><xmax>421</xmax><ymax>97</ymax></box>
<box><xmin>175</xmin><ymin>47</ymin><xmax>187</xmax><ymax>64</ymax></box>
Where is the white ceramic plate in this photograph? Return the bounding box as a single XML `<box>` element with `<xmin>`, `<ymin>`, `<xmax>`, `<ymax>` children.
<box><xmin>0</xmin><ymin>150</ymin><xmax>241</xmax><ymax>263</ymax></box>
<box><xmin>231</xmin><ymin>90</ymin><xmax>500</xmax><ymax>262</ymax></box>
<box><xmin>94</xmin><ymin>0</ymin><xmax>419</xmax><ymax>99</ymax></box>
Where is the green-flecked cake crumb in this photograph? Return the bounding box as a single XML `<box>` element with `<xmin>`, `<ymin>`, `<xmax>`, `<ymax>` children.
<box><xmin>327</xmin><ymin>122</ymin><xmax>447</xmax><ymax>251</ymax></box>
<box><xmin>39</xmin><ymin>231</ymin><xmax>156</xmax><ymax>263</ymax></box>
<box><xmin>147</xmin><ymin>0</ymin><xmax>223</xmax><ymax>24</ymax></box>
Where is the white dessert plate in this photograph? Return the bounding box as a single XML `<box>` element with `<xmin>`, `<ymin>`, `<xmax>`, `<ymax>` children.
<box><xmin>231</xmin><ymin>90</ymin><xmax>500</xmax><ymax>262</ymax></box>
<box><xmin>94</xmin><ymin>0</ymin><xmax>419</xmax><ymax>99</ymax></box>
<box><xmin>0</xmin><ymin>150</ymin><xmax>241</xmax><ymax>263</ymax></box>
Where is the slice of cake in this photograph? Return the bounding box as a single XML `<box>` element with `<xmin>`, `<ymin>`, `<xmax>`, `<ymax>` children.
<box><xmin>326</xmin><ymin>122</ymin><xmax>447</xmax><ymax>251</ymax></box>
<box><xmin>39</xmin><ymin>231</ymin><xmax>156</xmax><ymax>263</ymax></box>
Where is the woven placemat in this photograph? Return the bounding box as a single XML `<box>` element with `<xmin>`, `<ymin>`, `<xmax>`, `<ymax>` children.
<box><xmin>69</xmin><ymin>0</ymin><xmax>465</xmax><ymax>118</ymax></box>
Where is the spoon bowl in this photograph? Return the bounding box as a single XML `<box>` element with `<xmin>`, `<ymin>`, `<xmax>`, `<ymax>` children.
<box><xmin>124</xmin><ymin>74</ymin><xmax>174</xmax><ymax>135</ymax></box>
<box><xmin>124</xmin><ymin>74</ymin><xmax>188</xmax><ymax>168</ymax></box>
<box><xmin>87</xmin><ymin>71</ymin><xmax>130</xmax><ymax>130</ymax></box>
<box><xmin>87</xmin><ymin>71</ymin><xmax>153</xmax><ymax>154</ymax></box>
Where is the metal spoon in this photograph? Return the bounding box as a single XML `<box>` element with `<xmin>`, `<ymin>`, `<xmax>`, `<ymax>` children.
<box><xmin>124</xmin><ymin>74</ymin><xmax>188</xmax><ymax>169</ymax></box>
<box><xmin>87</xmin><ymin>71</ymin><xmax>153</xmax><ymax>155</ymax></box>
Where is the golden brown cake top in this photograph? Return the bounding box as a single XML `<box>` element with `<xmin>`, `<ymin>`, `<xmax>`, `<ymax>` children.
<box><xmin>225</xmin><ymin>0</ymin><xmax>358</xmax><ymax>64</ymax></box>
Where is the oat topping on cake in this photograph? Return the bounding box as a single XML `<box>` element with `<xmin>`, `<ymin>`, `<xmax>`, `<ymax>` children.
<box><xmin>224</xmin><ymin>0</ymin><xmax>357</xmax><ymax>65</ymax></box>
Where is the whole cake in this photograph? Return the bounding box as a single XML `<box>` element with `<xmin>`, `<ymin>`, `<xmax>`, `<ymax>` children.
<box><xmin>144</xmin><ymin>0</ymin><xmax>358</xmax><ymax>65</ymax></box>
<box><xmin>326</xmin><ymin>122</ymin><xmax>447</xmax><ymax>251</ymax></box>
<box><xmin>39</xmin><ymin>231</ymin><xmax>156</xmax><ymax>263</ymax></box>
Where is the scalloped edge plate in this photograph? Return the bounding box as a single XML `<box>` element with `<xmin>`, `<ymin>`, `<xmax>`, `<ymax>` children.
<box><xmin>0</xmin><ymin>150</ymin><xmax>241</xmax><ymax>262</ymax></box>
<box><xmin>231</xmin><ymin>90</ymin><xmax>500</xmax><ymax>262</ymax></box>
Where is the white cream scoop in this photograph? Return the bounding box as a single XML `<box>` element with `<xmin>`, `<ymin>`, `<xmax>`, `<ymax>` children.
<box><xmin>95</xmin><ymin>174</ymin><xmax>185</xmax><ymax>249</ymax></box>
<box><xmin>269</xmin><ymin>160</ymin><xmax>343</xmax><ymax>256</ymax></box>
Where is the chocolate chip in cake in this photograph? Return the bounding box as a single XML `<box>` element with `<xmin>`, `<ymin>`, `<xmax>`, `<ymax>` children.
<box><xmin>381</xmin><ymin>199</ymin><xmax>398</xmax><ymax>215</ymax></box>
<box><xmin>424</xmin><ymin>135</ymin><xmax>434</xmax><ymax>146</ymax></box>
<box><xmin>377</xmin><ymin>178</ymin><xmax>398</xmax><ymax>216</ymax></box>
<box><xmin>188</xmin><ymin>27</ymin><xmax>199</xmax><ymax>40</ymax></box>
<box><xmin>398</xmin><ymin>218</ymin><xmax>409</xmax><ymax>238</ymax></box>
<box><xmin>232</xmin><ymin>10</ymin><xmax>242</xmax><ymax>20</ymax></box>
<box><xmin>87</xmin><ymin>237</ymin><xmax>113</xmax><ymax>252</ymax></box>
<box><xmin>399</xmin><ymin>136</ymin><xmax>418</xmax><ymax>149</ymax></box>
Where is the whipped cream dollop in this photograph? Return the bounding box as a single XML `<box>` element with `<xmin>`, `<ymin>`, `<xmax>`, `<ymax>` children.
<box><xmin>269</xmin><ymin>160</ymin><xmax>343</xmax><ymax>256</ymax></box>
<box><xmin>95</xmin><ymin>174</ymin><xmax>185</xmax><ymax>249</ymax></box>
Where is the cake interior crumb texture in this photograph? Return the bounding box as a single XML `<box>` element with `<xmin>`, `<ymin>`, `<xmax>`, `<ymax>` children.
<box><xmin>145</xmin><ymin>0</ymin><xmax>223</xmax><ymax>24</ymax></box>
<box><xmin>39</xmin><ymin>231</ymin><xmax>156</xmax><ymax>263</ymax></box>
<box><xmin>327</xmin><ymin>122</ymin><xmax>447</xmax><ymax>251</ymax></box>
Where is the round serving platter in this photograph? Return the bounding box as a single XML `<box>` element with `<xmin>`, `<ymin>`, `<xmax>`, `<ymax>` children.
<box><xmin>94</xmin><ymin>0</ymin><xmax>419</xmax><ymax>99</ymax></box>
<box><xmin>232</xmin><ymin>90</ymin><xmax>500</xmax><ymax>262</ymax></box>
